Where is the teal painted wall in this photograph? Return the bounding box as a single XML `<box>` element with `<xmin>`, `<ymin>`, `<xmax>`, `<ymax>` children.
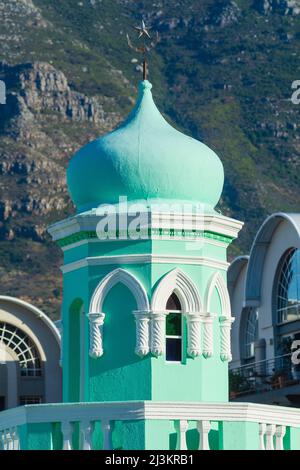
<box><xmin>89</xmin><ymin>283</ymin><xmax>152</xmax><ymax>401</ymax></box>
<box><xmin>220</xmin><ymin>421</ymin><xmax>260</xmax><ymax>450</ymax></box>
<box><xmin>61</xmin><ymin>226</ymin><xmax>231</xmax><ymax>405</ymax></box>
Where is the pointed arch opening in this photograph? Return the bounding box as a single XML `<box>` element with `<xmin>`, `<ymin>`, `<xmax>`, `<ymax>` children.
<box><xmin>204</xmin><ymin>272</ymin><xmax>231</xmax><ymax>318</ymax></box>
<box><xmin>151</xmin><ymin>268</ymin><xmax>202</xmax><ymax>314</ymax></box>
<box><xmin>89</xmin><ymin>268</ymin><xmax>149</xmax><ymax>314</ymax></box>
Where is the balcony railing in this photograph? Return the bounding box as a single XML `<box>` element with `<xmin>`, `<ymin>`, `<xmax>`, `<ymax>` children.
<box><xmin>1</xmin><ymin>401</ymin><xmax>300</xmax><ymax>450</ymax></box>
<box><xmin>230</xmin><ymin>353</ymin><xmax>300</xmax><ymax>398</ymax></box>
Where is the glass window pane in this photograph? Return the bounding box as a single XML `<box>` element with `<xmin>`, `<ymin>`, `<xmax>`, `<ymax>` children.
<box><xmin>166</xmin><ymin>312</ymin><xmax>182</xmax><ymax>336</ymax></box>
<box><xmin>166</xmin><ymin>338</ymin><xmax>182</xmax><ymax>362</ymax></box>
<box><xmin>244</xmin><ymin>308</ymin><xmax>258</xmax><ymax>359</ymax></box>
<box><xmin>166</xmin><ymin>293</ymin><xmax>181</xmax><ymax>311</ymax></box>
<box><xmin>277</xmin><ymin>249</ymin><xmax>300</xmax><ymax>324</ymax></box>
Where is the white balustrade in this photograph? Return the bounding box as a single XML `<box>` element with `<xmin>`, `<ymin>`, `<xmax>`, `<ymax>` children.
<box><xmin>102</xmin><ymin>420</ymin><xmax>113</xmax><ymax>450</ymax></box>
<box><xmin>61</xmin><ymin>421</ymin><xmax>73</xmax><ymax>450</ymax></box>
<box><xmin>265</xmin><ymin>424</ymin><xmax>276</xmax><ymax>450</ymax></box>
<box><xmin>275</xmin><ymin>425</ymin><xmax>286</xmax><ymax>450</ymax></box>
<box><xmin>81</xmin><ymin>420</ymin><xmax>93</xmax><ymax>450</ymax></box>
<box><xmin>0</xmin><ymin>402</ymin><xmax>296</xmax><ymax>450</ymax></box>
<box><xmin>259</xmin><ymin>423</ymin><xmax>266</xmax><ymax>450</ymax></box>
<box><xmin>176</xmin><ymin>420</ymin><xmax>189</xmax><ymax>450</ymax></box>
<box><xmin>0</xmin><ymin>427</ymin><xmax>19</xmax><ymax>450</ymax></box>
<box><xmin>197</xmin><ymin>420</ymin><xmax>211</xmax><ymax>450</ymax></box>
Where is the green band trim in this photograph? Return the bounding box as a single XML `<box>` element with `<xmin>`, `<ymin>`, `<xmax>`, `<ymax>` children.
<box><xmin>57</xmin><ymin>229</ymin><xmax>234</xmax><ymax>248</ymax></box>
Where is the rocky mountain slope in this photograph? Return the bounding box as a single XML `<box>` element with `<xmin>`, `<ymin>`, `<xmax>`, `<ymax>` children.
<box><xmin>0</xmin><ymin>0</ymin><xmax>299</xmax><ymax>318</ymax></box>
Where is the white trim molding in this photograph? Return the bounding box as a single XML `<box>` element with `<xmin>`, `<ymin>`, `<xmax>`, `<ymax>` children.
<box><xmin>88</xmin><ymin>313</ymin><xmax>105</xmax><ymax>358</ymax></box>
<box><xmin>61</xmin><ymin>254</ymin><xmax>229</xmax><ymax>274</ymax></box>
<box><xmin>48</xmin><ymin>209</ymin><xmax>244</xmax><ymax>243</ymax></box>
<box><xmin>89</xmin><ymin>268</ymin><xmax>150</xmax><ymax>313</ymax></box>
<box><xmin>151</xmin><ymin>268</ymin><xmax>202</xmax><ymax>314</ymax></box>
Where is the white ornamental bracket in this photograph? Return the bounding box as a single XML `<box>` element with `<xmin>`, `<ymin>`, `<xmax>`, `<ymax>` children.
<box><xmin>202</xmin><ymin>314</ymin><xmax>216</xmax><ymax>359</ymax></box>
<box><xmin>186</xmin><ymin>313</ymin><xmax>202</xmax><ymax>358</ymax></box>
<box><xmin>133</xmin><ymin>311</ymin><xmax>151</xmax><ymax>357</ymax></box>
<box><xmin>150</xmin><ymin>312</ymin><xmax>167</xmax><ymax>357</ymax></box>
<box><xmin>88</xmin><ymin>312</ymin><xmax>105</xmax><ymax>358</ymax></box>
<box><xmin>219</xmin><ymin>315</ymin><xmax>235</xmax><ymax>362</ymax></box>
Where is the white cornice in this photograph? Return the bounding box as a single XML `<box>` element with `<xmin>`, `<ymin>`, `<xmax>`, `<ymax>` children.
<box><xmin>1</xmin><ymin>401</ymin><xmax>300</xmax><ymax>429</ymax></box>
<box><xmin>48</xmin><ymin>210</ymin><xmax>244</xmax><ymax>243</ymax></box>
<box><xmin>61</xmin><ymin>254</ymin><xmax>230</xmax><ymax>274</ymax></box>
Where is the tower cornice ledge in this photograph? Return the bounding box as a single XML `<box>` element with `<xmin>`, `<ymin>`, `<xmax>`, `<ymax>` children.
<box><xmin>47</xmin><ymin>209</ymin><xmax>244</xmax><ymax>248</ymax></box>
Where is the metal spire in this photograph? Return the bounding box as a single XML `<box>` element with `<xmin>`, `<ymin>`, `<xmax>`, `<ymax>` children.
<box><xmin>127</xmin><ymin>20</ymin><xmax>159</xmax><ymax>81</ymax></box>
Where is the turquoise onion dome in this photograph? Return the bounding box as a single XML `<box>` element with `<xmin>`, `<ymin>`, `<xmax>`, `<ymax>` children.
<box><xmin>67</xmin><ymin>80</ymin><xmax>224</xmax><ymax>212</ymax></box>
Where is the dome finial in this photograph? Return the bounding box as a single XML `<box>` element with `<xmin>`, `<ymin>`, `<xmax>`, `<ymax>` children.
<box><xmin>127</xmin><ymin>20</ymin><xmax>159</xmax><ymax>81</ymax></box>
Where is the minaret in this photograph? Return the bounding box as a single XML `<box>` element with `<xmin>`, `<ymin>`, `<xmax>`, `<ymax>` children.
<box><xmin>48</xmin><ymin>26</ymin><xmax>243</xmax><ymax>448</ymax></box>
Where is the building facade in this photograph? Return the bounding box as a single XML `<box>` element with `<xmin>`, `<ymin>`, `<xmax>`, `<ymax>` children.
<box><xmin>229</xmin><ymin>213</ymin><xmax>300</xmax><ymax>406</ymax></box>
<box><xmin>0</xmin><ymin>296</ymin><xmax>61</xmax><ymax>411</ymax></box>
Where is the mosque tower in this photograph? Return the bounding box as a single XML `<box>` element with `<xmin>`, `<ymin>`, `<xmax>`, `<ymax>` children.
<box><xmin>48</xmin><ymin>25</ymin><xmax>243</xmax><ymax>449</ymax></box>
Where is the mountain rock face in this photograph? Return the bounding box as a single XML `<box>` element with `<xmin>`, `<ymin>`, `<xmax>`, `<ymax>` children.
<box><xmin>0</xmin><ymin>0</ymin><xmax>300</xmax><ymax>318</ymax></box>
<box><xmin>254</xmin><ymin>0</ymin><xmax>300</xmax><ymax>14</ymax></box>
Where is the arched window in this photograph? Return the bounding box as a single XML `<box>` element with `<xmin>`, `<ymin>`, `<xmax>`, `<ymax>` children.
<box><xmin>166</xmin><ymin>293</ymin><xmax>182</xmax><ymax>362</ymax></box>
<box><xmin>244</xmin><ymin>308</ymin><xmax>258</xmax><ymax>359</ymax></box>
<box><xmin>0</xmin><ymin>323</ymin><xmax>41</xmax><ymax>376</ymax></box>
<box><xmin>277</xmin><ymin>248</ymin><xmax>300</xmax><ymax>324</ymax></box>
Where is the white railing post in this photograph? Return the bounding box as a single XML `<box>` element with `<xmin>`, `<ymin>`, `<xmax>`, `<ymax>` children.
<box><xmin>61</xmin><ymin>421</ymin><xmax>73</xmax><ymax>450</ymax></box>
<box><xmin>176</xmin><ymin>420</ymin><xmax>189</xmax><ymax>450</ymax></box>
<box><xmin>11</xmin><ymin>427</ymin><xmax>20</xmax><ymax>450</ymax></box>
<box><xmin>275</xmin><ymin>425</ymin><xmax>286</xmax><ymax>450</ymax></box>
<box><xmin>81</xmin><ymin>420</ymin><xmax>93</xmax><ymax>450</ymax></box>
<box><xmin>0</xmin><ymin>430</ymin><xmax>4</xmax><ymax>450</ymax></box>
<box><xmin>259</xmin><ymin>423</ymin><xmax>266</xmax><ymax>450</ymax></box>
<box><xmin>102</xmin><ymin>420</ymin><xmax>112</xmax><ymax>450</ymax></box>
<box><xmin>6</xmin><ymin>428</ymin><xmax>13</xmax><ymax>450</ymax></box>
<box><xmin>197</xmin><ymin>420</ymin><xmax>211</xmax><ymax>450</ymax></box>
<box><xmin>265</xmin><ymin>424</ymin><xmax>276</xmax><ymax>450</ymax></box>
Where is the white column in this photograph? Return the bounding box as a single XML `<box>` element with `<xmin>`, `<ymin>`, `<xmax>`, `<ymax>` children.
<box><xmin>275</xmin><ymin>425</ymin><xmax>286</xmax><ymax>450</ymax></box>
<box><xmin>81</xmin><ymin>420</ymin><xmax>93</xmax><ymax>450</ymax></box>
<box><xmin>102</xmin><ymin>420</ymin><xmax>113</xmax><ymax>450</ymax></box>
<box><xmin>176</xmin><ymin>420</ymin><xmax>188</xmax><ymax>450</ymax></box>
<box><xmin>56</xmin><ymin>320</ymin><xmax>63</xmax><ymax>367</ymax></box>
<box><xmin>133</xmin><ymin>311</ymin><xmax>151</xmax><ymax>357</ymax></box>
<box><xmin>259</xmin><ymin>423</ymin><xmax>266</xmax><ymax>450</ymax></box>
<box><xmin>186</xmin><ymin>314</ymin><xmax>202</xmax><ymax>358</ymax></box>
<box><xmin>61</xmin><ymin>421</ymin><xmax>73</xmax><ymax>450</ymax></box>
<box><xmin>202</xmin><ymin>314</ymin><xmax>215</xmax><ymax>358</ymax></box>
<box><xmin>88</xmin><ymin>312</ymin><xmax>105</xmax><ymax>358</ymax></box>
<box><xmin>150</xmin><ymin>312</ymin><xmax>167</xmax><ymax>357</ymax></box>
<box><xmin>265</xmin><ymin>424</ymin><xmax>276</xmax><ymax>450</ymax></box>
<box><xmin>197</xmin><ymin>420</ymin><xmax>211</xmax><ymax>450</ymax></box>
<box><xmin>219</xmin><ymin>316</ymin><xmax>235</xmax><ymax>362</ymax></box>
